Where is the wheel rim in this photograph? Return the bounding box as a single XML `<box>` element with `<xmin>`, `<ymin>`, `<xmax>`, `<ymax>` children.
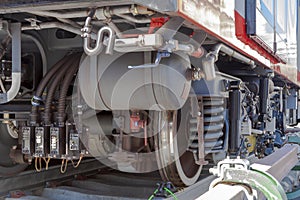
<box><xmin>154</xmin><ymin>105</ymin><xmax>202</xmax><ymax>186</ymax></box>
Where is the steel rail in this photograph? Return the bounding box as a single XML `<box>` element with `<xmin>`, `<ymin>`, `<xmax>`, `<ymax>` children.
<box><xmin>197</xmin><ymin>144</ymin><xmax>298</xmax><ymax>200</ymax></box>
<box><xmin>0</xmin><ymin>159</ymin><xmax>108</xmax><ymax>195</ymax></box>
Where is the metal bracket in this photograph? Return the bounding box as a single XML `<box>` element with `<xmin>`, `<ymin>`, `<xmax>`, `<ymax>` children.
<box><xmin>24</xmin><ymin>18</ymin><xmax>42</xmax><ymax>29</ymax></box>
<box><xmin>128</xmin><ymin>52</ymin><xmax>170</xmax><ymax>69</ymax></box>
<box><xmin>196</xmin><ymin>97</ymin><xmax>208</xmax><ymax>165</ymax></box>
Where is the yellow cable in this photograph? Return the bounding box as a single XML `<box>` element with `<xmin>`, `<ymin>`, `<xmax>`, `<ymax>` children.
<box><xmin>71</xmin><ymin>155</ymin><xmax>83</xmax><ymax>168</ymax></box>
<box><xmin>60</xmin><ymin>159</ymin><xmax>68</xmax><ymax>173</ymax></box>
<box><xmin>35</xmin><ymin>157</ymin><xmax>42</xmax><ymax>172</ymax></box>
<box><xmin>43</xmin><ymin>157</ymin><xmax>51</xmax><ymax>170</ymax></box>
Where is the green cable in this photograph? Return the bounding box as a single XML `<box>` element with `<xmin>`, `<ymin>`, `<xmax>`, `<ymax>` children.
<box><xmin>148</xmin><ymin>189</ymin><xmax>158</xmax><ymax>200</ymax></box>
<box><xmin>148</xmin><ymin>187</ymin><xmax>178</xmax><ymax>200</ymax></box>
<box><xmin>164</xmin><ymin>187</ymin><xmax>178</xmax><ymax>200</ymax></box>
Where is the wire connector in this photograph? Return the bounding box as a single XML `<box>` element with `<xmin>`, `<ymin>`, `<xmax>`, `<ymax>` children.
<box><xmin>31</xmin><ymin>95</ymin><xmax>43</xmax><ymax>106</ymax></box>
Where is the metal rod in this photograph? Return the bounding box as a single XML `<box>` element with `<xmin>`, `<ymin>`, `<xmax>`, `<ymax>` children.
<box><xmin>212</xmin><ymin>43</ymin><xmax>255</xmax><ymax>67</ymax></box>
<box><xmin>115</xmin><ymin>14</ymin><xmax>151</xmax><ymax>24</ymax></box>
<box><xmin>22</xmin><ymin>22</ymin><xmax>82</xmax><ymax>35</ymax></box>
<box><xmin>0</xmin><ymin>23</ymin><xmax>22</xmax><ymax>104</ymax></box>
<box><xmin>29</xmin><ymin>10</ymin><xmax>88</xmax><ymax>19</ymax></box>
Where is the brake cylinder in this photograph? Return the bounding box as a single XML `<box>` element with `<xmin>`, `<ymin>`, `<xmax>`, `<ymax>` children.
<box><xmin>78</xmin><ymin>51</ymin><xmax>191</xmax><ymax>111</ymax></box>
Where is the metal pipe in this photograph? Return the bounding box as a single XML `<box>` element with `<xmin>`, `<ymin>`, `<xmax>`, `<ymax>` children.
<box><xmin>83</xmin><ymin>26</ymin><xmax>114</xmax><ymax>56</ymax></box>
<box><xmin>28</xmin><ymin>6</ymin><xmax>153</xmax><ymax>19</ymax></box>
<box><xmin>0</xmin><ymin>23</ymin><xmax>21</xmax><ymax>104</ymax></box>
<box><xmin>115</xmin><ymin>14</ymin><xmax>151</xmax><ymax>24</ymax></box>
<box><xmin>57</xmin><ymin>18</ymin><xmax>82</xmax><ymax>29</ymax></box>
<box><xmin>22</xmin><ymin>22</ymin><xmax>82</xmax><ymax>36</ymax></box>
<box><xmin>22</xmin><ymin>22</ymin><xmax>99</xmax><ymax>40</ymax></box>
<box><xmin>106</xmin><ymin>21</ymin><xmax>123</xmax><ymax>38</ymax></box>
<box><xmin>203</xmin><ymin>44</ymin><xmax>256</xmax><ymax>81</ymax></box>
<box><xmin>29</xmin><ymin>10</ymin><xmax>88</xmax><ymax>19</ymax></box>
<box><xmin>212</xmin><ymin>43</ymin><xmax>255</xmax><ymax>66</ymax></box>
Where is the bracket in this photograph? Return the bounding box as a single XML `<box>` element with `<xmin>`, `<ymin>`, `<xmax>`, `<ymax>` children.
<box><xmin>209</xmin><ymin>157</ymin><xmax>287</xmax><ymax>200</ymax></box>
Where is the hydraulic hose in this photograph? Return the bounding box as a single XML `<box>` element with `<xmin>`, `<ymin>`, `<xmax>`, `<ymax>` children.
<box><xmin>30</xmin><ymin>55</ymin><xmax>72</xmax><ymax>124</ymax></box>
<box><xmin>35</xmin><ymin>55</ymin><xmax>71</xmax><ymax>98</ymax></box>
<box><xmin>57</xmin><ymin>58</ymin><xmax>80</xmax><ymax>125</ymax></box>
<box><xmin>43</xmin><ymin>56</ymin><xmax>80</xmax><ymax>125</ymax></box>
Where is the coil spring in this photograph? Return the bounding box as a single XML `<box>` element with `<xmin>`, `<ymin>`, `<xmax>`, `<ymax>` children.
<box><xmin>188</xmin><ymin>97</ymin><xmax>225</xmax><ymax>154</ymax></box>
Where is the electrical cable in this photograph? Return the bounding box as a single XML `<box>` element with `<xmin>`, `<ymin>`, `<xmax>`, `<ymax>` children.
<box><xmin>43</xmin><ymin>157</ymin><xmax>51</xmax><ymax>170</ymax></box>
<box><xmin>34</xmin><ymin>157</ymin><xmax>42</xmax><ymax>172</ymax></box>
<box><xmin>71</xmin><ymin>154</ymin><xmax>83</xmax><ymax>168</ymax></box>
<box><xmin>44</xmin><ymin>55</ymin><xmax>80</xmax><ymax>125</ymax></box>
<box><xmin>60</xmin><ymin>159</ymin><xmax>68</xmax><ymax>173</ymax></box>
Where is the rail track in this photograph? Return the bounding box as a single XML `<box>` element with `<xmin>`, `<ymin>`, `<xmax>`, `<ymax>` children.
<box><xmin>1</xmin><ymin>158</ymin><xmax>216</xmax><ymax>200</ymax></box>
<box><xmin>1</xmin><ymin>142</ymin><xmax>299</xmax><ymax>200</ymax></box>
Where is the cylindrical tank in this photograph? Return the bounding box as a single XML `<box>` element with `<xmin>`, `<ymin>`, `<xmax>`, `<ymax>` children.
<box><xmin>78</xmin><ymin>51</ymin><xmax>191</xmax><ymax>111</ymax></box>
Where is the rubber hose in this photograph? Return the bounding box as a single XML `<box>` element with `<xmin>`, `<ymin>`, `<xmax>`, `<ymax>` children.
<box><xmin>44</xmin><ymin>56</ymin><xmax>81</xmax><ymax>124</ymax></box>
<box><xmin>30</xmin><ymin>55</ymin><xmax>72</xmax><ymax>123</ymax></box>
<box><xmin>35</xmin><ymin>55</ymin><xmax>71</xmax><ymax>97</ymax></box>
<box><xmin>57</xmin><ymin>58</ymin><xmax>80</xmax><ymax>124</ymax></box>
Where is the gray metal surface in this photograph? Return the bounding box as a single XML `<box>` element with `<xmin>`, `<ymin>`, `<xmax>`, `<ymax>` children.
<box><xmin>0</xmin><ymin>0</ymin><xmax>177</xmax><ymax>14</ymax></box>
<box><xmin>251</xmin><ymin>144</ymin><xmax>298</xmax><ymax>181</ymax></box>
<box><xmin>0</xmin><ymin>23</ymin><xmax>22</xmax><ymax>104</ymax></box>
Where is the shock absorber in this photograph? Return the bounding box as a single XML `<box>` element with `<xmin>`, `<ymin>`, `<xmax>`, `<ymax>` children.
<box><xmin>228</xmin><ymin>81</ymin><xmax>242</xmax><ymax>154</ymax></box>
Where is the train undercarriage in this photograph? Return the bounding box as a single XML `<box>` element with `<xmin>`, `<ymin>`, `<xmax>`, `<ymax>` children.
<box><xmin>0</xmin><ymin>0</ymin><xmax>299</xmax><ymax>198</ymax></box>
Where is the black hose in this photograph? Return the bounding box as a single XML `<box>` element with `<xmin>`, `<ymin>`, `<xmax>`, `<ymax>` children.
<box><xmin>44</xmin><ymin>55</ymin><xmax>81</xmax><ymax>125</ymax></box>
<box><xmin>57</xmin><ymin>58</ymin><xmax>81</xmax><ymax>124</ymax></box>
<box><xmin>35</xmin><ymin>55</ymin><xmax>71</xmax><ymax>98</ymax></box>
<box><xmin>30</xmin><ymin>55</ymin><xmax>72</xmax><ymax>124</ymax></box>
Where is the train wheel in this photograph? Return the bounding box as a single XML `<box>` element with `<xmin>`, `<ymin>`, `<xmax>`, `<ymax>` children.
<box><xmin>0</xmin><ymin>124</ymin><xmax>27</xmax><ymax>176</ymax></box>
<box><xmin>153</xmin><ymin>102</ymin><xmax>202</xmax><ymax>186</ymax></box>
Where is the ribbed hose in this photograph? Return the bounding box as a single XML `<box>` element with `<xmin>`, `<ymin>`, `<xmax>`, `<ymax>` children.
<box><xmin>43</xmin><ymin>56</ymin><xmax>80</xmax><ymax>125</ymax></box>
<box><xmin>30</xmin><ymin>55</ymin><xmax>72</xmax><ymax>123</ymax></box>
<box><xmin>35</xmin><ymin>55</ymin><xmax>71</xmax><ymax>98</ymax></box>
<box><xmin>57</xmin><ymin>58</ymin><xmax>80</xmax><ymax>124</ymax></box>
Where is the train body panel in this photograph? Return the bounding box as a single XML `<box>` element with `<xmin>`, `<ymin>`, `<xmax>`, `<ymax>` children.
<box><xmin>178</xmin><ymin>0</ymin><xmax>298</xmax><ymax>84</ymax></box>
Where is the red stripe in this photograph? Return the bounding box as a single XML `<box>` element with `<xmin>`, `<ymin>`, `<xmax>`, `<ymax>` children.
<box><xmin>234</xmin><ymin>11</ymin><xmax>279</xmax><ymax>64</ymax></box>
